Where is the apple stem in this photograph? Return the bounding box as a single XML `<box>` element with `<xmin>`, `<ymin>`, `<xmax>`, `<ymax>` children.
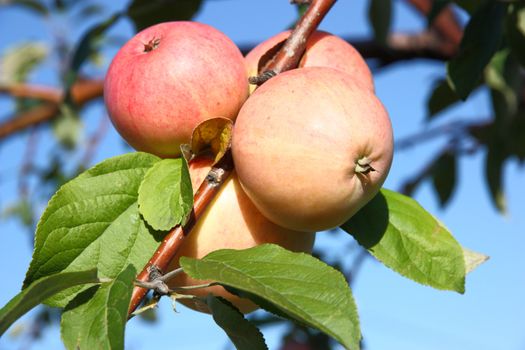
<box><xmin>128</xmin><ymin>150</ymin><xmax>234</xmax><ymax>316</ymax></box>
<box><xmin>250</xmin><ymin>0</ymin><xmax>337</xmax><ymax>86</ymax></box>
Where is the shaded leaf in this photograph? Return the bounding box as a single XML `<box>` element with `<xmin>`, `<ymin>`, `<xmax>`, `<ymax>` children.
<box><xmin>342</xmin><ymin>189</ymin><xmax>466</xmax><ymax>293</ymax></box>
<box><xmin>61</xmin><ymin>265</ymin><xmax>135</xmax><ymax>350</ymax></box>
<box><xmin>0</xmin><ymin>269</ymin><xmax>100</xmax><ymax>336</ymax></box>
<box><xmin>446</xmin><ymin>2</ymin><xmax>506</xmax><ymax>99</ymax></box>
<box><xmin>427</xmin><ymin>0</ymin><xmax>450</xmax><ymax>26</ymax></box>
<box><xmin>485</xmin><ymin>49</ymin><xmax>519</xmax><ymax>119</ymax></box>
<box><xmin>127</xmin><ymin>0</ymin><xmax>203</xmax><ymax>32</ymax></box>
<box><xmin>427</xmin><ymin>79</ymin><xmax>461</xmax><ymax>119</ymax></box>
<box><xmin>207</xmin><ymin>295</ymin><xmax>268</xmax><ymax>350</ymax></box>
<box><xmin>181</xmin><ymin>244</ymin><xmax>361</xmax><ymax>350</ymax></box>
<box><xmin>431</xmin><ymin>150</ymin><xmax>457</xmax><ymax>207</ymax></box>
<box><xmin>368</xmin><ymin>0</ymin><xmax>391</xmax><ymax>45</ymax></box>
<box><xmin>191</xmin><ymin>117</ymin><xmax>233</xmax><ymax>163</ymax></box>
<box><xmin>138</xmin><ymin>158</ymin><xmax>193</xmax><ymax>231</ymax></box>
<box><xmin>51</xmin><ymin>103</ymin><xmax>82</xmax><ymax>150</ymax></box>
<box><xmin>485</xmin><ymin>142</ymin><xmax>507</xmax><ymax>213</ymax></box>
<box><xmin>23</xmin><ymin>153</ymin><xmax>162</xmax><ymax>308</ymax></box>
<box><xmin>67</xmin><ymin>12</ymin><xmax>121</xmax><ymax>87</ymax></box>
<box><xmin>507</xmin><ymin>3</ymin><xmax>525</xmax><ymax>67</ymax></box>
<box><xmin>0</xmin><ymin>42</ymin><xmax>47</xmax><ymax>84</ymax></box>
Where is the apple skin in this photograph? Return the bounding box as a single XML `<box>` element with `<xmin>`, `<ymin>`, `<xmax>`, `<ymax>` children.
<box><xmin>104</xmin><ymin>21</ymin><xmax>248</xmax><ymax>158</ymax></box>
<box><xmin>232</xmin><ymin>67</ymin><xmax>393</xmax><ymax>232</ymax></box>
<box><xmin>167</xmin><ymin>157</ymin><xmax>315</xmax><ymax>314</ymax></box>
<box><xmin>245</xmin><ymin>30</ymin><xmax>374</xmax><ymax>92</ymax></box>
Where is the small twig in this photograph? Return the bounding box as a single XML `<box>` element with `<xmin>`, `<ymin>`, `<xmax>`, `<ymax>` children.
<box><xmin>128</xmin><ymin>150</ymin><xmax>235</xmax><ymax>315</ymax></box>
<box><xmin>250</xmin><ymin>0</ymin><xmax>337</xmax><ymax>85</ymax></box>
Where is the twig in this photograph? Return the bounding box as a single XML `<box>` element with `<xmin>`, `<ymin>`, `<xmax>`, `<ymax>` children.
<box><xmin>127</xmin><ymin>0</ymin><xmax>338</xmax><ymax>317</ymax></box>
<box><xmin>249</xmin><ymin>0</ymin><xmax>337</xmax><ymax>85</ymax></box>
<box><xmin>0</xmin><ymin>79</ymin><xmax>103</xmax><ymax>139</ymax></box>
<box><xmin>128</xmin><ymin>151</ymin><xmax>235</xmax><ymax>315</ymax></box>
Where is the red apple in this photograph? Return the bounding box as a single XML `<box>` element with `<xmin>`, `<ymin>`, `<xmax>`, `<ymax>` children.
<box><xmin>245</xmin><ymin>30</ymin><xmax>374</xmax><ymax>92</ymax></box>
<box><xmin>104</xmin><ymin>21</ymin><xmax>248</xmax><ymax>158</ymax></box>
<box><xmin>232</xmin><ymin>67</ymin><xmax>393</xmax><ymax>232</ymax></box>
<box><xmin>167</xmin><ymin>157</ymin><xmax>315</xmax><ymax>314</ymax></box>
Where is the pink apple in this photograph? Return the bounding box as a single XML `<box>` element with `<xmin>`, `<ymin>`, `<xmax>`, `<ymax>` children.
<box><xmin>104</xmin><ymin>21</ymin><xmax>248</xmax><ymax>158</ymax></box>
<box><xmin>245</xmin><ymin>30</ymin><xmax>374</xmax><ymax>92</ymax></box>
<box><xmin>232</xmin><ymin>67</ymin><xmax>393</xmax><ymax>232</ymax></box>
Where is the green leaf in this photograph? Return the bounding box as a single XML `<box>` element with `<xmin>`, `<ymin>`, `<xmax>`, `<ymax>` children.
<box><xmin>138</xmin><ymin>158</ymin><xmax>193</xmax><ymax>231</ymax></box>
<box><xmin>431</xmin><ymin>151</ymin><xmax>457</xmax><ymax>207</ymax></box>
<box><xmin>507</xmin><ymin>3</ymin><xmax>525</xmax><ymax>66</ymax></box>
<box><xmin>181</xmin><ymin>244</ymin><xmax>360</xmax><ymax>350</ymax></box>
<box><xmin>52</xmin><ymin>103</ymin><xmax>82</xmax><ymax>150</ymax></box>
<box><xmin>127</xmin><ymin>0</ymin><xmax>204</xmax><ymax>32</ymax></box>
<box><xmin>207</xmin><ymin>295</ymin><xmax>268</xmax><ymax>350</ymax></box>
<box><xmin>0</xmin><ymin>269</ymin><xmax>100</xmax><ymax>336</ymax></box>
<box><xmin>427</xmin><ymin>79</ymin><xmax>461</xmax><ymax>119</ymax></box>
<box><xmin>342</xmin><ymin>189</ymin><xmax>466</xmax><ymax>293</ymax></box>
<box><xmin>368</xmin><ymin>0</ymin><xmax>391</xmax><ymax>45</ymax></box>
<box><xmin>485</xmin><ymin>49</ymin><xmax>519</xmax><ymax>119</ymax></box>
<box><xmin>61</xmin><ymin>265</ymin><xmax>135</xmax><ymax>350</ymax></box>
<box><xmin>67</xmin><ymin>12</ymin><xmax>121</xmax><ymax>87</ymax></box>
<box><xmin>23</xmin><ymin>152</ymin><xmax>162</xmax><ymax>307</ymax></box>
<box><xmin>0</xmin><ymin>42</ymin><xmax>48</xmax><ymax>84</ymax></box>
<box><xmin>485</xmin><ymin>142</ymin><xmax>507</xmax><ymax>213</ymax></box>
<box><xmin>454</xmin><ymin>0</ymin><xmax>487</xmax><ymax>15</ymax></box>
<box><xmin>446</xmin><ymin>1</ymin><xmax>506</xmax><ymax>100</ymax></box>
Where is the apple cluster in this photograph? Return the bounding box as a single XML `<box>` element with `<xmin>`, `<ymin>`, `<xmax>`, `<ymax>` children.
<box><xmin>104</xmin><ymin>22</ymin><xmax>393</xmax><ymax>313</ymax></box>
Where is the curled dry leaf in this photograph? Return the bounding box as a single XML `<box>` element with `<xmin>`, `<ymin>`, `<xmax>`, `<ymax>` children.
<box><xmin>191</xmin><ymin>117</ymin><xmax>233</xmax><ymax>163</ymax></box>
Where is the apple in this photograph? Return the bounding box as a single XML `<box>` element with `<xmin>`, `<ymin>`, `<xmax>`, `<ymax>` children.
<box><xmin>104</xmin><ymin>21</ymin><xmax>248</xmax><ymax>158</ymax></box>
<box><xmin>245</xmin><ymin>30</ymin><xmax>374</xmax><ymax>92</ymax></box>
<box><xmin>232</xmin><ymin>67</ymin><xmax>393</xmax><ymax>232</ymax></box>
<box><xmin>167</xmin><ymin>157</ymin><xmax>315</xmax><ymax>314</ymax></box>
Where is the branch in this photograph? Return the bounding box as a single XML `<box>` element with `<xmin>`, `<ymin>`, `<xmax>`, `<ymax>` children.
<box><xmin>0</xmin><ymin>79</ymin><xmax>103</xmax><ymax>139</ymax></box>
<box><xmin>128</xmin><ymin>0</ymin><xmax>338</xmax><ymax>316</ymax></box>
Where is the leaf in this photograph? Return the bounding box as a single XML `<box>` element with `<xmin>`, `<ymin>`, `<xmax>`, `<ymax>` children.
<box><xmin>23</xmin><ymin>152</ymin><xmax>162</xmax><ymax>308</ymax></box>
<box><xmin>127</xmin><ymin>0</ymin><xmax>204</xmax><ymax>32</ymax></box>
<box><xmin>191</xmin><ymin>118</ymin><xmax>233</xmax><ymax>163</ymax></box>
<box><xmin>485</xmin><ymin>142</ymin><xmax>507</xmax><ymax>213</ymax></box>
<box><xmin>446</xmin><ymin>1</ymin><xmax>506</xmax><ymax>100</ymax></box>
<box><xmin>0</xmin><ymin>269</ymin><xmax>100</xmax><ymax>336</ymax></box>
<box><xmin>0</xmin><ymin>42</ymin><xmax>47</xmax><ymax>84</ymax></box>
<box><xmin>181</xmin><ymin>244</ymin><xmax>361</xmax><ymax>350</ymax></box>
<box><xmin>463</xmin><ymin>248</ymin><xmax>489</xmax><ymax>274</ymax></box>
<box><xmin>137</xmin><ymin>158</ymin><xmax>193</xmax><ymax>231</ymax></box>
<box><xmin>507</xmin><ymin>3</ymin><xmax>525</xmax><ymax>67</ymax></box>
<box><xmin>368</xmin><ymin>0</ymin><xmax>391</xmax><ymax>45</ymax></box>
<box><xmin>485</xmin><ymin>49</ymin><xmax>519</xmax><ymax>119</ymax></box>
<box><xmin>427</xmin><ymin>79</ymin><xmax>461</xmax><ymax>119</ymax></box>
<box><xmin>207</xmin><ymin>295</ymin><xmax>268</xmax><ymax>350</ymax></box>
<box><xmin>61</xmin><ymin>265</ymin><xmax>135</xmax><ymax>350</ymax></box>
<box><xmin>66</xmin><ymin>12</ymin><xmax>120</xmax><ymax>87</ymax></box>
<box><xmin>341</xmin><ymin>189</ymin><xmax>466</xmax><ymax>293</ymax></box>
<box><xmin>431</xmin><ymin>150</ymin><xmax>457</xmax><ymax>207</ymax></box>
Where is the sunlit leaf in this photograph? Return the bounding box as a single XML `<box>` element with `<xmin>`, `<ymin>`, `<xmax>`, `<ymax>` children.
<box><xmin>342</xmin><ymin>189</ymin><xmax>466</xmax><ymax>293</ymax></box>
<box><xmin>181</xmin><ymin>244</ymin><xmax>361</xmax><ymax>350</ymax></box>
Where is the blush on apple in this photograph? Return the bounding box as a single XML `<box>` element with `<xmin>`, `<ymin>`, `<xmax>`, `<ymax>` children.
<box><xmin>104</xmin><ymin>21</ymin><xmax>248</xmax><ymax>158</ymax></box>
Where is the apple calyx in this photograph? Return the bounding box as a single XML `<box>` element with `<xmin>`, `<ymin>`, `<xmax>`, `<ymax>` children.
<box><xmin>355</xmin><ymin>156</ymin><xmax>376</xmax><ymax>175</ymax></box>
<box><xmin>143</xmin><ymin>38</ymin><xmax>160</xmax><ymax>52</ymax></box>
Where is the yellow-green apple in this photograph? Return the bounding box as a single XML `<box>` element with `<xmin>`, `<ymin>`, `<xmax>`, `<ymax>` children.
<box><xmin>104</xmin><ymin>21</ymin><xmax>248</xmax><ymax>158</ymax></box>
<box><xmin>167</xmin><ymin>156</ymin><xmax>315</xmax><ymax>314</ymax></box>
<box><xmin>232</xmin><ymin>67</ymin><xmax>393</xmax><ymax>232</ymax></box>
<box><xmin>245</xmin><ymin>30</ymin><xmax>374</xmax><ymax>93</ymax></box>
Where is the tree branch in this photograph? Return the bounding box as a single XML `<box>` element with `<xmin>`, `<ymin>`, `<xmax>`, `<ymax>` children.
<box><xmin>0</xmin><ymin>79</ymin><xmax>103</xmax><ymax>139</ymax></box>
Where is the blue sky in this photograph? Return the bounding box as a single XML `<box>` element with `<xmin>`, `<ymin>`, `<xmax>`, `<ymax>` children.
<box><xmin>1</xmin><ymin>1</ymin><xmax>525</xmax><ymax>349</ymax></box>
